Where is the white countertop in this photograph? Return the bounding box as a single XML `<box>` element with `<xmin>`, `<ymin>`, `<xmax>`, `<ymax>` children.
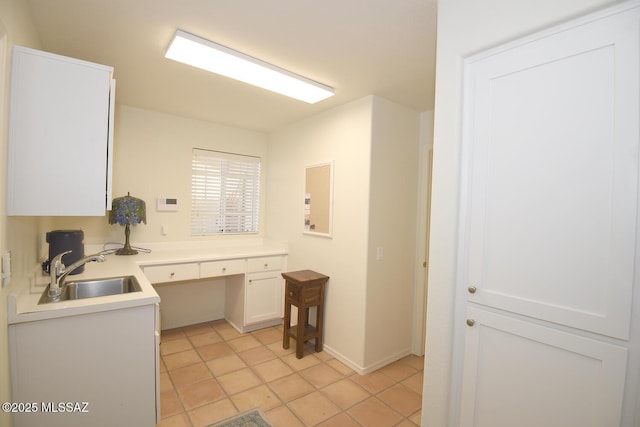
<box><xmin>8</xmin><ymin>240</ymin><xmax>288</xmax><ymax>325</ymax></box>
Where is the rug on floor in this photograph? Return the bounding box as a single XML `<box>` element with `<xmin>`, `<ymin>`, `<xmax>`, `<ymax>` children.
<box><xmin>210</xmin><ymin>408</ymin><xmax>273</xmax><ymax>427</ymax></box>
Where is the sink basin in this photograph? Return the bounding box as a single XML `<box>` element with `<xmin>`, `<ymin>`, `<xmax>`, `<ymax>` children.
<box><xmin>38</xmin><ymin>276</ymin><xmax>142</xmax><ymax>304</ymax></box>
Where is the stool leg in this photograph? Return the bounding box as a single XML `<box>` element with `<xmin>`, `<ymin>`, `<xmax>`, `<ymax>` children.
<box><xmin>296</xmin><ymin>304</ymin><xmax>305</xmax><ymax>359</ymax></box>
<box><xmin>315</xmin><ymin>303</ymin><xmax>323</xmax><ymax>352</ymax></box>
<box><xmin>283</xmin><ymin>301</ymin><xmax>291</xmax><ymax>349</ymax></box>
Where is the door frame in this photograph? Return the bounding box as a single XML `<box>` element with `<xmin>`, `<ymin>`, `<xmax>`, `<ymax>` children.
<box><xmin>412</xmin><ymin>111</ymin><xmax>434</xmax><ymax>355</ymax></box>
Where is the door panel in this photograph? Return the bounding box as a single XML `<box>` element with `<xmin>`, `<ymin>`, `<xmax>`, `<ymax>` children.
<box><xmin>246</xmin><ymin>273</ymin><xmax>283</xmax><ymax>324</ymax></box>
<box><xmin>458</xmin><ymin>3</ymin><xmax>640</xmax><ymax>426</ymax></box>
<box><xmin>460</xmin><ymin>308</ymin><xmax>627</xmax><ymax>427</ymax></box>
<box><xmin>465</xmin><ymin>7</ymin><xmax>639</xmax><ymax>339</ymax></box>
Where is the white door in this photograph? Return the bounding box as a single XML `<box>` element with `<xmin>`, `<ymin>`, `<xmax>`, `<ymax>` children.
<box><xmin>459</xmin><ymin>308</ymin><xmax>627</xmax><ymax>427</ymax></box>
<box><xmin>245</xmin><ymin>272</ymin><xmax>283</xmax><ymax>324</ymax></box>
<box><xmin>458</xmin><ymin>2</ymin><xmax>640</xmax><ymax>426</ymax></box>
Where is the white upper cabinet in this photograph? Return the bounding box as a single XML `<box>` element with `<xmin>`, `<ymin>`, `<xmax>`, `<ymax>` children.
<box><xmin>462</xmin><ymin>5</ymin><xmax>639</xmax><ymax>340</ymax></box>
<box><xmin>457</xmin><ymin>2</ymin><xmax>640</xmax><ymax>425</ymax></box>
<box><xmin>7</xmin><ymin>46</ymin><xmax>114</xmax><ymax>216</ymax></box>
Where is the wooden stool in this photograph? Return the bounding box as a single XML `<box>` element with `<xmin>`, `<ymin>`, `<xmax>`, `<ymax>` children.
<box><xmin>282</xmin><ymin>270</ymin><xmax>330</xmax><ymax>359</ymax></box>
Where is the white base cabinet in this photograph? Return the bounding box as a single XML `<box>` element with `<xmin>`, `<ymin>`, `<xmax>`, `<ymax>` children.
<box><xmin>142</xmin><ymin>254</ymin><xmax>287</xmax><ymax>333</ymax></box>
<box><xmin>245</xmin><ymin>271</ymin><xmax>284</xmax><ymax>325</ymax></box>
<box><xmin>8</xmin><ymin>304</ymin><xmax>159</xmax><ymax>427</ymax></box>
<box><xmin>225</xmin><ymin>256</ymin><xmax>285</xmax><ymax>333</ymax></box>
<box><xmin>460</xmin><ymin>308</ymin><xmax>627</xmax><ymax>427</ymax></box>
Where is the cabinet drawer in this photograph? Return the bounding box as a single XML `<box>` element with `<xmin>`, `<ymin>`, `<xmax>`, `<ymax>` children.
<box><xmin>286</xmin><ymin>283</ymin><xmax>322</xmax><ymax>307</ymax></box>
<box><xmin>302</xmin><ymin>285</ymin><xmax>322</xmax><ymax>306</ymax></box>
<box><xmin>247</xmin><ymin>256</ymin><xmax>282</xmax><ymax>273</ymax></box>
<box><xmin>286</xmin><ymin>284</ymin><xmax>299</xmax><ymax>302</ymax></box>
<box><xmin>200</xmin><ymin>259</ymin><xmax>245</xmax><ymax>278</ymax></box>
<box><xmin>143</xmin><ymin>263</ymin><xmax>199</xmax><ymax>284</ymax></box>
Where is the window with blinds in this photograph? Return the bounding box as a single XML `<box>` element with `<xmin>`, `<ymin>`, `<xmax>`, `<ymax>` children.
<box><xmin>191</xmin><ymin>149</ymin><xmax>261</xmax><ymax>234</ymax></box>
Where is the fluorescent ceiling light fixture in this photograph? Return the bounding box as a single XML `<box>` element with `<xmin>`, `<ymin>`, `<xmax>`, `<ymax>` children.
<box><xmin>165</xmin><ymin>30</ymin><xmax>334</xmax><ymax>104</ymax></box>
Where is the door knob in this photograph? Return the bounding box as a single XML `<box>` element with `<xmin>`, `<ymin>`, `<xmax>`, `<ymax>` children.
<box><xmin>466</xmin><ymin>319</ymin><xmax>475</xmax><ymax>327</ymax></box>
<box><xmin>468</xmin><ymin>286</ymin><xmax>477</xmax><ymax>294</ymax></box>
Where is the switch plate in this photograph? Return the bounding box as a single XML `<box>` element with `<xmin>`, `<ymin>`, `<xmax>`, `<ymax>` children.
<box><xmin>2</xmin><ymin>251</ymin><xmax>11</xmax><ymax>287</ymax></box>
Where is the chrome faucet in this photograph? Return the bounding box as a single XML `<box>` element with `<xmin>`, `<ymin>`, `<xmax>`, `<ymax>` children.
<box><xmin>48</xmin><ymin>250</ymin><xmax>106</xmax><ymax>299</ymax></box>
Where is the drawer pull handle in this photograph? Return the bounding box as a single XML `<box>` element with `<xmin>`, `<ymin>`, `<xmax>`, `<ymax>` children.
<box><xmin>264</xmin><ymin>263</ymin><xmax>268</xmax><ymax>268</ymax></box>
<box><xmin>170</xmin><ymin>272</ymin><xmax>175</xmax><ymax>277</ymax></box>
<box><xmin>289</xmin><ymin>291</ymin><xmax>294</xmax><ymax>296</ymax></box>
<box><xmin>222</xmin><ymin>267</ymin><xmax>227</xmax><ymax>272</ymax></box>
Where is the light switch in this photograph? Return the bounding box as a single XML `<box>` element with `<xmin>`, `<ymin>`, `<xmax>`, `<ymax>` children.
<box><xmin>2</xmin><ymin>251</ymin><xmax>11</xmax><ymax>287</ymax></box>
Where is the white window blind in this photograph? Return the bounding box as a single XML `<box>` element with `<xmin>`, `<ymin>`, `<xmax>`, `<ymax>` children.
<box><xmin>192</xmin><ymin>149</ymin><xmax>261</xmax><ymax>234</ymax></box>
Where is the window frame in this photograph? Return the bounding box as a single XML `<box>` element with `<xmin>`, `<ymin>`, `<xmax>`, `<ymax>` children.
<box><xmin>191</xmin><ymin>148</ymin><xmax>261</xmax><ymax>235</ymax></box>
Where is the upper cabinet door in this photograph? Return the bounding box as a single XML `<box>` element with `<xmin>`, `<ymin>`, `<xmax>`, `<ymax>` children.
<box><xmin>7</xmin><ymin>46</ymin><xmax>114</xmax><ymax>216</ymax></box>
<box><xmin>462</xmin><ymin>3</ymin><xmax>640</xmax><ymax>340</ymax></box>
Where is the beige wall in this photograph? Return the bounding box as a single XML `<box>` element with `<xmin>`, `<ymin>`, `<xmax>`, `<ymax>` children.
<box><xmin>48</xmin><ymin>105</ymin><xmax>269</xmax><ymax>246</ymax></box>
<box><xmin>423</xmin><ymin>0</ymin><xmax>624</xmax><ymax>426</ymax></box>
<box><xmin>267</xmin><ymin>95</ymin><xmax>420</xmax><ymax>371</ymax></box>
<box><xmin>267</xmin><ymin>97</ymin><xmax>373</xmax><ymax>368</ymax></box>
<box><xmin>0</xmin><ymin>1</ymin><xmax>43</xmax><ymax>426</ymax></box>
<box><xmin>0</xmin><ymin>58</ymin><xmax>267</xmax><ymax>426</ymax></box>
<box><xmin>365</xmin><ymin>98</ymin><xmax>419</xmax><ymax>367</ymax></box>
<box><xmin>1</xmin><ymin>1</ymin><xmax>422</xmax><ymax>419</ymax></box>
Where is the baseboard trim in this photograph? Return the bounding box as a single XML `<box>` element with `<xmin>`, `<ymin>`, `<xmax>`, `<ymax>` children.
<box><xmin>226</xmin><ymin>317</ymin><xmax>282</xmax><ymax>334</ymax></box>
<box><xmin>322</xmin><ymin>344</ymin><xmax>413</xmax><ymax>375</ymax></box>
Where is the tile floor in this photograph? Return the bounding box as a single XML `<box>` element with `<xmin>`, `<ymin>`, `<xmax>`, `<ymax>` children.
<box><xmin>157</xmin><ymin>319</ymin><xmax>423</xmax><ymax>427</ymax></box>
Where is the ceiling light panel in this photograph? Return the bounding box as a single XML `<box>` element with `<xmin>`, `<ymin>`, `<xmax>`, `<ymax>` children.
<box><xmin>165</xmin><ymin>30</ymin><xmax>334</xmax><ymax>104</ymax></box>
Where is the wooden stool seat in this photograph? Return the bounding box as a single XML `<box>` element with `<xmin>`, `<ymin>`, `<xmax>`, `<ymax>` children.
<box><xmin>282</xmin><ymin>270</ymin><xmax>329</xmax><ymax>359</ymax></box>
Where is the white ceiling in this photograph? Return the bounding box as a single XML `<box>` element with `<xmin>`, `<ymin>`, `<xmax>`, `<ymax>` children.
<box><xmin>25</xmin><ymin>0</ymin><xmax>437</xmax><ymax>132</ymax></box>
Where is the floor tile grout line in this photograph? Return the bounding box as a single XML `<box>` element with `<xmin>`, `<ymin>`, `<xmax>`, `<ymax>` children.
<box><xmin>223</xmin><ymin>337</ymin><xmax>326</xmax><ymax>425</ymax></box>
<box><xmin>162</xmin><ymin>356</ymin><xmax>421</xmax><ymax>426</ymax></box>
<box><xmin>166</xmin><ymin>355</ymin><xmax>417</xmax><ymax>425</ymax></box>
<box><xmin>159</xmin><ymin>321</ymin><xmax>423</xmax><ymax>426</ymax></box>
